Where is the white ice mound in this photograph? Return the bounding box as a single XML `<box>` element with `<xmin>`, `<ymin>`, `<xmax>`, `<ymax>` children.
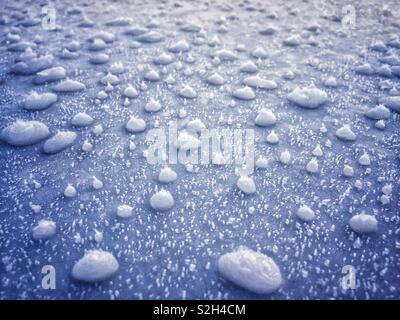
<box><xmin>71</xmin><ymin>112</ymin><xmax>94</xmax><ymax>127</ymax></box>
<box><xmin>280</xmin><ymin>149</ymin><xmax>291</xmax><ymax>164</ymax></box>
<box><xmin>206</xmin><ymin>73</ymin><xmax>225</xmax><ymax>85</ymax></box>
<box><xmin>306</xmin><ymin>158</ymin><xmax>319</xmax><ymax>173</ymax></box>
<box><xmin>378</xmin><ymin>96</ymin><xmax>400</xmax><ymax>113</ymax></box>
<box><xmin>153</xmin><ymin>52</ymin><xmax>174</xmax><ymax>65</ymax></box>
<box><xmin>144</xmin><ymin>69</ymin><xmax>160</xmax><ymax>81</ymax></box>
<box><xmin>213</xmin><ymin>49</ymin><xmax>237</xmax><ymax>61</ymax></box>
<box><xmin>150</xmin><ymin>190</ymin><xmax>175</xmax><ymax>211</ymax></box>
<box><xmin>218</xmin><ymin>246</ymin><xmax>283</xmax><ymax>294</ymax></box>
<box><xmin>52</xmin><ymin>80</ymin><xmax>86</xmax><ymax>92</ymax></box>
<box><xmin>33</xmin><ymin>66</ymin><xmax>66</xmax><ymax>84</ymax></box>
<box><xmin>24</xmin><ymin>91</ymin><xmax>57</xmax><ymax>110</ymax></box>
<box><xmin>1</xmin><ymin>120</ymin><xmax>50</xmax><ymax>146</ymax></box>
<box><xmin>365</xmin><ymin>104</ymin><xmax>390</xmax><ymax>120</ymax></box>
<box><xmin>123</xmin><ymin>85</ymin><xmax>139</xmax><ymax>98</ymax></box>
<box><xmin>43</xmin><ymin>131</ymin><xmax>77</xmax><ymax>154</ymax></box>
<box><xmin>169</xmin><ymin>39</ymin><xmax>191</xmax><ymax>53</ymax></box>
<box><xmin>287</xmin><ymin>86</ymin><xmax>328</xmax><ymax>109</ymax></box>
<box><xmin>335</xmin><ymin>125</ymin><xmax>357</xmax><ymax>141</ymax></box>
<box><xmin>117</xmin><ymin>204</ymin><xmax>133</xmax><ymax>218</ymax></box>
<box><xmin>179</xmin><ymin>85</ymin><xmax>197</xmax><ymax>98</ymax></box>
<box><xmin>31</xmin><ymin>220</ymin><xmax>57</xmax><ymax>241</ymax></box>
<box><xmin>242</xmin><ymin>76</ymin><xmax>277</xmax><ymax>89</ymax></box>
<box><xmin>158</xmin><ymin>167</ymin><xmax>178</xmax><ymax>183</ymax></box>
<box><xmin>240</xmin><ymin>60</ymin><xmax>258</xmax><ymax>73</ymax></box>
<box><xmin>349</xmin><ymin>213</ymin><xmax>378</xmax><ymax>234</ymax></box>
<box><xmin>255</xmin><ymin>109</ymin><xmax>277</xmax><ymax>127</ymax></box>
<box><xmin>176</xmin><ymin>131</ymin><xmax>201</xmax><ymax>150</ymax></box>
<box><xmin>145</xmin><ymin>99</ymin><xmax>162</xmax><ymax>112</ymax></box>
<box><xmin>236</xmin><ymin>176</ymin><xmax>256</xmax><ymax>195</ymax></box>
<box><xmin>266</xmin><ymin>131</ymin><xmax>279</xmax><ymax>144</ymax></box>
<box><xmin>232</xmin><ymin>87</ymin><xmax>255</xmax><ymax>100</ymax></box>
<box><xmin>186</xmin><ymin>119</ymin><xmax>206</xmax><ymax>133</ymax></box>
<box><xmin>72</xmin><ymin>250</ymin><xmax>119</xmax><ymax>282</ymax></box>
<box><xmin>296</xmin><ymin>205</ymin><xmax>316</xmax><ymax>222</ymax></box>
<box><xmin>126</xmin><ymin>117</ymin><xmax>146</xmax><ymax>133</ymax></box>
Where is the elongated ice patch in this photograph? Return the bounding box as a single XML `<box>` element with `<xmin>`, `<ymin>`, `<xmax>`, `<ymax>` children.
<box><xmin>72</xmin><ymin>250</ymin><xmax>119</xmax><ymax>282</ymax></box>
<box><xmin>71</xmin><ymin>112</ymin><xmax>94</xmax><ymax>127</ymax></box>
<box><xmin>43</xmin><ymin>131</ymin><xmax>77</xmax><ymax>154</ymax></box>
<box><xmin>218</xmin><ymin>247</ymin><xmax>282</xmax><ymax>294</ymax></box>
<box><xmin>33</xmin><ymin>66</ymin><xmax>66</xmax><ymax>84</ymax></box>
<box><xmin>1</xmin><ymin>120</ymin><xmax>50</xmax><ymax>146</ymax></box>
<box><xmin>52</xmin><ymin>80</ymin><xmax>86</xmax><ymax>92</ymax></box>
<box><xmin>24</xmin><ymin>92</ymin><xmax>57</xmax><ymax>110</ymax></box>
